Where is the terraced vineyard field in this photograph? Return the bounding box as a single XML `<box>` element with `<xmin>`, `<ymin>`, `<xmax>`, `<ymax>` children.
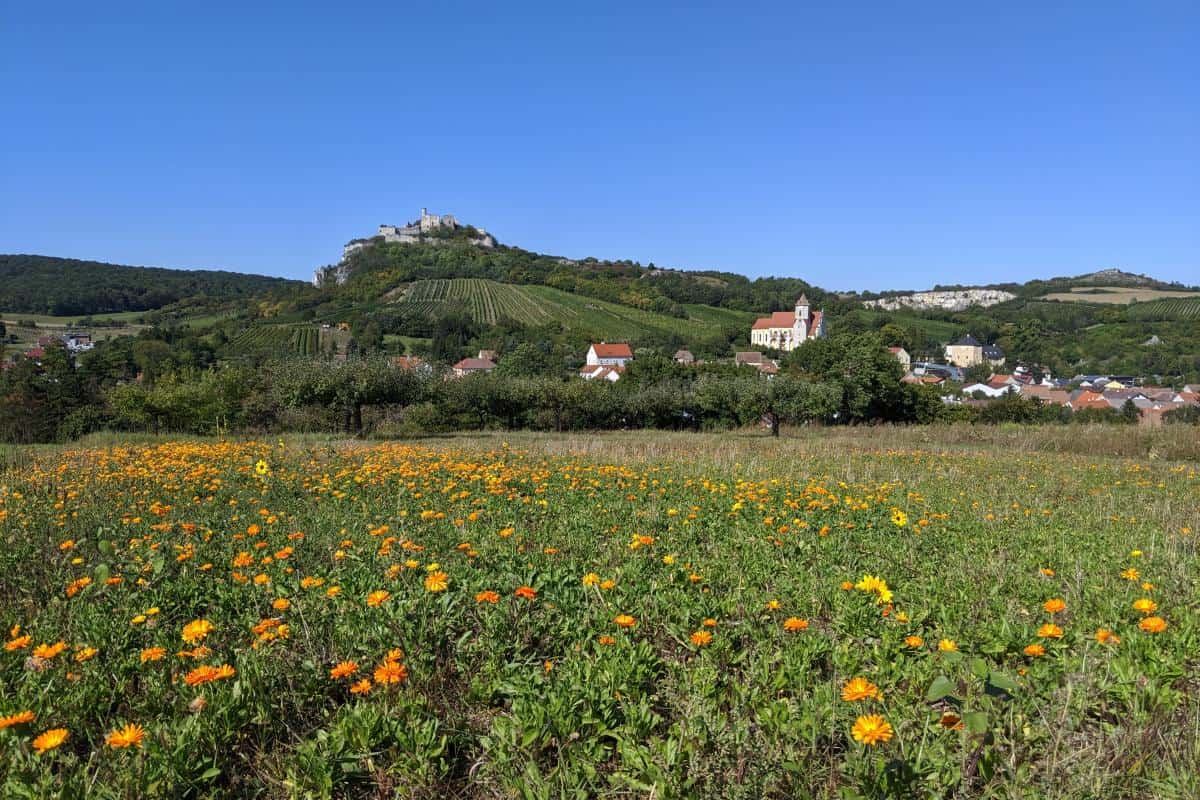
<box><xmin>1126</xmin><ymin>297</ymin><xmax>1200</xmax><ymax>321</ymax></box>
<box><xmin>393</xmin><ymin>279</ymin><xmax>755</xmax><ymax>340</ymax></box>
<box><xmin>230</xmin><ymin>325</ymin><xmax>324</xmax><ymax>356</ymax></box>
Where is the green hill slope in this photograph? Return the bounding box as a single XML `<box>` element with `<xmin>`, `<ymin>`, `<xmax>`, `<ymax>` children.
<box><xmin>0</xmin><ymin>254</ymin><xmax>303</xmax><ymax>316</ymax></box>
<box><xmin>389</xmin><ymin>278</ymin><xmax>754</xmax><ymax>341</ymax></box>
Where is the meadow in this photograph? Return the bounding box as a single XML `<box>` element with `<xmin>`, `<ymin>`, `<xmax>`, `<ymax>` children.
<box><xmin>0</xmin><ymin>428</ymin><xmax>1196</xmax><ymax>799</ymax></box>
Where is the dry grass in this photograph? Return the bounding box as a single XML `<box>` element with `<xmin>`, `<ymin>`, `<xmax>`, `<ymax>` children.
<box><xmin>1042</xmin><ymin>287</ymin><xmax>1200</xmax><ymax>304</ymax></box>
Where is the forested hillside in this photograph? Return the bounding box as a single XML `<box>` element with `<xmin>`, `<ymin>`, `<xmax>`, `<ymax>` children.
<box><xmin>0</xmin><ymin>255</ymin><xmax>302</xmax><ymax>315</ymax></box>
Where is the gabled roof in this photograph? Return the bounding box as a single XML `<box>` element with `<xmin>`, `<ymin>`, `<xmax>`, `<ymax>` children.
<box><xmin>982</xmin><ymin>344</ymin><xmax>1005</xmax><ymax>356</ymax></box>
<box><xmin>735</xmin><ymin>351</ymin><xmax>765</xmax><ymax>364</ymax></box>
<box><xmin>751</xmin><ymin>311</ymin><xmax>797</xmax><ymax>330</ymax></box>
<box><xmin>453</xmin><ymin>357</ymin><xmax>496</xmax><ymax>371</ymax></box>
<box><xmin>590</xmin><ymin>342</ymin><xmax>633</xmax><ymax>358</ymax></box>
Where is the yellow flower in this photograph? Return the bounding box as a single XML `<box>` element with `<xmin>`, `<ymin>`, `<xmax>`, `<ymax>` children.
<box><xmin>255</xmin><ymin>460</ymin><xmax>269</xmax><ymax>476</ymax></box>
<box><xmin>366</xmin><ymin>590</ymin><xmax>391</xmax><ymax>607</ymax></box>
<box><xmin>850</xmin><ymin>715</ymin><xmax>894</xmax><ymax>746</ymax></box>
<box><xmin>32</xmin><ymin>727</ymin><xmax>69</xmax><ymax>754</ymax></box>
<box><xmin>106</xmin><ymin>723</ymin><xmax>146</xmax><ymax>749</ymax></box>
<box><xmin>904</xmin><ymin>635</ymin><xmax>924</xmax><ymax>648</ymax></box>
<box><xmin>1139</xmin><ymin>616</ymin><xmax>1167</xmax><ymax>634</ymax></box>
<box><xmin>1037</xmin><ymin>623</ymin><xmax>1063</xmax><ymax>639</ymax></box>
<box><xmin>783</xmin><ymin>617</ymin><xmax>809</xmax><ymax>632</ymax></box>
<box><xmin>690</xmin><ymin>630</ymin><xmax>713</xmax><ymax>647</ymax></box>
<box><xmin>937</xmin><ymin>638</ymin><xmax>958</xmax><ymax>652</ymax></box>
<box><xmin>841</xmin><ymin>677</ymin><xmax>882</xmax><ymax>702</ymax></box>
<box><xmin>181</xmin><ymin>619</ymin><xmax>213</xmax><ymax>644</ymax></box>
<box><xmin>613</xmin><ymin>614</ymin><xmax>637</xmax><ymax>628</ymax></box>
<box><xmin>890</xmin><ymin>508</ymin><xmax>907</xmax><ymax>527</ymax></box>
<box><xmin>424</xmin><ymin>571</ymin><xmax>449</xmax><ymax>592</ymax></box>
<box><xmin>1023</xmin><ymin>643</ymin><xmax>1046</xmax><ymax>657</ymax></box>
<box><xmin>1132</xmin><ymin>598</ymin><xmax>1157</xmax><ymax>615</ymax></box>
<box><xmin>33</xmin><ymin>641</ymin><xmax>66</xmax><ymax>660</ymax></box>
<box><xmin>581</xmin><ymin>572</ymin><xmax>600</xmax><ymax>587</ymax></box>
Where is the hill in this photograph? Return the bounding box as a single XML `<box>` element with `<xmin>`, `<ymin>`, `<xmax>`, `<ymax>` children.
<box><xmin>0</xmin><ymin>254</ymin><xmax>303</xmax><ymax>316</ymax></box>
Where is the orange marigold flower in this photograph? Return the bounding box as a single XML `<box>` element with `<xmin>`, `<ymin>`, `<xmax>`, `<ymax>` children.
<box><xmin>1037</xmin><ymin>624</ymin><xmax>1063</xmax><ymax>639</ymax></box>
<box><xmin>272</xmin><ymin>598</ymin><xmax>290</xmax><ymax>611</ymax></box>
<box><xmin>690</xmin><ymin>630</ymin><xmax>713</xmax><ymax>647</ymax></box>
<box><xmin>1132</xmin><ymin>598</ymin><xmax>1157</xmax><ymax>615</ymax></box>
<box><xmin>1096</xmin><ymin>628</ymin><xmax>1121</xmax><ymax>645</ymax></box>
<box><xmin>140</xmin><ymin>647</ymin><xmax>166</xmax><ymax>663</ymax></box>
<box><xmin>1139</xmin><ymin>616</ymin><xmax>1167</xmax><ymax>634</ymax></box>
<box><xmin>349</xmin><ymin>678</ymin><xmax>372</xmax><ymax>695</ymax></box>
<box><xmin>851</xmin><ymin>714</ymin><xmax>893</xmax><ymax>746</ymax></box>
<box><xmin>181</xmin><ymin>619</ymin><xmax>213</xmax><ymax>644</ymax></box>
<box><xmin>1042</xmin><ymin>598</ymin><xmax>1066</xmax><ymax>614</ymax></box>
<box><xmin>514</xmin><ymin>586</ymin><xmax>538</xmax><ymax>600</ymax></box>
<box><xmin>106</xmin><ymin>723</ymin><xmax>146</xmax><ymax>749</ymax></box>
<box><xmin>74</xmin><ymin>646</ymin><xmax>98</xmax><ymax>663</ymax></box>
<box><xmin>597</xmin><ymin>635</ymin><xmax>616</xmax><ymax>646</ymax></box>
<box><xmin>374</xmin><ymin>661</ymin><xmax>408</xmax><ymax>685</ymax></box>
<box><xmin>424</xmin><ymin>571</ymin><xmax>449</xmax><ymax>592</ymax></box>
<box><xmin>366</xmin><ymin>590</ymin><xmax>391</xmax><ymax>607</ymax></box>
<box><xmin>1120</xmin><ymin>567</ymin><xmax>1140</xmax><ymax>581</ymax></box>
<box><xmin>5</xmin><ymin>635</ymin><xmax>32</xmax><ymax>652</ymax></box>
<box><xmin>783</xmin><ymin>617</ymin><xmax>809</xmax><ymax>632</ymax></box>
<box><xmin>904</xmin><ymin>635</ymin><xmax>925</xmax><ymax>648</ymax></box>
<box><xmin>475</xmin><ymin>590</ymin><xmax>500</xmax><ymax>604</ymax></box>
<box><xmin>613</xmin><ymin>614</ymin><xmax>637</xmax><ymax>629</ymax></box>
<box><xmin>32</xmin><ymin>727</ymin><xmax>69</xmax><ymax>755</ymax></box>
<box><xmin>1023</xmin><ymin>643</ymin><xmax>1046</xmax><ymax>657</ymax></box>
<box><xmin>184</xmin><ymin>664</ymin><xmax>236</xmax><ymax>687</ymax></box>
<box><xmin>32</xmin><ymin>641</ymin><xmax>66</xmax><ymax>660</ymax></box>
<box><xmin>0</xmin><ymin>710</ymin><xmax>35</xmax><ymax>729</ymax></box>
<box><xmin>329</xmin><ymin>661</ymin><xmax>358</xmax><ymax>679</ymax></box>
<box><xmin>841</xmin><ymin>677</ymin><xmax>882</xmax><ymax>701</ymax></box>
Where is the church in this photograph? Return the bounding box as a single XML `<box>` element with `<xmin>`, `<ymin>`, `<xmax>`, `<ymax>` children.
<box><xmin>749</xmin><ymin>295</ymin><xmax>826</xmax><ymax>352</ymax></box>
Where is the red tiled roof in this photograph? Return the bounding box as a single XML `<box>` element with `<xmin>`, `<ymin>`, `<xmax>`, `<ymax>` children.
<box><xmin>590</xmin><ymin>343</ymin><xmax>633</xmax><ymax>358</ymax></box>
<box><xmin>751</xmin><ymin>311</ymin><xmax>796</xmax><ymax>330</ymax></box>
<box><xmin>453</xmin><ymin>358</ymin><xmax>495</xmax><ymax>371</ymax></box>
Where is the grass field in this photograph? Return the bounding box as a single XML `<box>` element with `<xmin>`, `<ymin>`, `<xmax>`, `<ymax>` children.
<box><xmin>1042</xmin><ymin>287</ymin><xmax>1200</xmax><ymax>305</ymax></box>
<box><xmin>392</xmin><ymin>278</ymin><xmax>755</xmax><ymax>340</ymax></box>
<box><xmin>0</xmin><ymin>428</ymin><xmax>1197</xmax><ymax>798</ymax></box>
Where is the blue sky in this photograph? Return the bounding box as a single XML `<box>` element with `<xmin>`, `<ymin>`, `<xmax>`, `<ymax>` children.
<box><xmin>2</xmin><ymin>1</ymin><xmax>1196</xmax><ymax>290</ymax></box>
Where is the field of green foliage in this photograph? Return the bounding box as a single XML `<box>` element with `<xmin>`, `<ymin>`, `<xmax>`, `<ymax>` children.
<box><xmin>0</xmin><ymin>429</ymin><xmax>1197</xmax><ymax>798</ymax></box>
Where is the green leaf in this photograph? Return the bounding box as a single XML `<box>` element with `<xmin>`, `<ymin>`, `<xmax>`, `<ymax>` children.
<box><xmin>926</xmin><ymin>675</ymin><xmax>956</xmax><ymax>702</ymax></box>
<box><xmin>970</xmin><ymin>658</ymin><xmax>990</xmax><ymax>680</ymax></box>
<box><xmin>151</xmin><ymin>556</ymin><xmax>165</xmax><ymax>575</ymax></box>
<box><xmin>964</xmin><ymin>711</ymin><xmax>989</xmax><ymax>735</ymax></box>
<box><xmin>98</xmin><ymin>539</ymin><xmax>115</xmax><ymax>556</ymax></box>
<box><xmin>93</xmin><ymin>563</ymin><xmax>110</xmax><ymax>586</ymax></box>
<box><xmin>988</xmin><ymin>670</ymin><xmax>1019</xmax><ymax>693</ymax></box>
<box><xmin>200</xmin><ymin>767</ymin><xmax>221</xmax><ymax>781</ymax></box>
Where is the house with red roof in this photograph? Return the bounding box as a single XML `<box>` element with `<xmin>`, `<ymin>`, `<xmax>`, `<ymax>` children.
<box><xmin>451</xmin><ymin>357</ymin><xmax>496</xmax><ymax>377</ymax></box>
<box><xmin>585</xmin><ymin>342</ymin><xmax>633</xmax><ymax>368</ymax></box>
<box><xmin>749</xmin><ymin>295</ymin><xmax>825</xmax><ymax>352</ymax></box>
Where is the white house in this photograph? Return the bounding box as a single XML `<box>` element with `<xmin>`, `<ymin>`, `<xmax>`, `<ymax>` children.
<box><xmin>585</xmin><ymin>342</ymin><xmax>633</xmax><ymax>367</ymax></box>
<box><xmin>962</xmin><ymin>382</ymin><xmax>1017</xmax><ymax>398</ymax></box>
<box><xmin>749</xmin><ymin>295</ymin><xmax>825</xmax><ymax>352</ymax></box>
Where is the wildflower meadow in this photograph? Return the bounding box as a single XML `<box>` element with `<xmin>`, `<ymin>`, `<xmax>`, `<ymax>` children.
<box><xmin>0</xmin><ymin>430</ymin><xmax>1196</xmax><ymax>798</ymax></box>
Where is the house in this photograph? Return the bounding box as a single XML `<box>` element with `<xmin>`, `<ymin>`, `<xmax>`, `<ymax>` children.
<box><xmin>477</xmin><ymin>349</ymin><xmax>498</xmax><ymax>363</ymax></box>
<box><xmin>982</xmin><ymin>344</ymin><xmax>1005</xmax><ymax>366</ymax></box>
<box><xmin>451</xmin><ymin>357</ymin><xmax>496</xmax><ymax>377</ymax></box>
<box><xmin>944</xmin><ymin>335</ymin><xmax>983</xmax><ymax>368</ymax></box>
<box><xmin>579</xmin><ymin>364</ymin><xmax>624</xmax><ymax>382</ymax></box>
<box><xmin>674</xmin><ymin>349</ymin><xmax>695</xmax><ymax>365</ymax></box>
<box><xmin>1019</xmin><ymin>385</ymin><xmax>1070</xmax><ymax>406</ymax></box>
<box><xmin>749</xmin><ymin>295</ymin><xmax>826</xmax><ymax>352</ymax></box>
<box><xmin>962</xmin><ymin>382</ymin><xmax>1015</xmax><ymax>399</ymax></box>
<box><xmin>585</xmin><ymin>342</ymin><xmax>633</xmax><ymax>368</ymax></box>
<box><xmin>735</xmin><ymin>351</ymin><xmax>780</xmax><ymax>376</ymax></box>
<box><xmin>888</xmin><ymin>347</ymin><xmax>911</xmax><ymax>371</ymax></box>
<box><xmin>986</xmin><ymin>374</ymin><xmax>1019</xmax><ymax>391</ymax></box>
<box><xmin>64</xmin><ymin>332</ymin><xmax>94</xmax><ymax>352</ymax></box>
<box><xmin>912</xmin><ymin>362</ymin><xmax>965</xmax><ymax>382</ymax></box>
<box><xmin>1068</xmin><ymin>389</ymin><xmax>1111</xmax><ymax>412</ymax></box>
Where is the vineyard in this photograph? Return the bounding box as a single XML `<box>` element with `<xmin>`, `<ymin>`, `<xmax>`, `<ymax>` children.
<box><xmin>393</xmin><ymin>279</ymin><xmax>754</xmax><ymax>341</ymax></box>
<box><xmin>229</xmin><ymin>325</ymin><xmax>323</xmax><ymax>356</ymax></box>
<box><xmin>1126</xmin><ymin>297</ymin><xmax>1200</xmax><ymax>321</ymax></box>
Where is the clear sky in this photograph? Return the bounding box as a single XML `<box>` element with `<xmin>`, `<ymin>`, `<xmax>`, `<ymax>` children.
<box><xmin>2</xmin><ymin>1</ymin><xmax>1196</xmax><ymax>290</ymax></box>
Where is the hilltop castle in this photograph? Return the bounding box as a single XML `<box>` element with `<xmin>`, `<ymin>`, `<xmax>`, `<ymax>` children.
<box><xmin>315</xmin><ymin>208</ymin><xmax>497</xmax><ymax>286</ymax></box>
